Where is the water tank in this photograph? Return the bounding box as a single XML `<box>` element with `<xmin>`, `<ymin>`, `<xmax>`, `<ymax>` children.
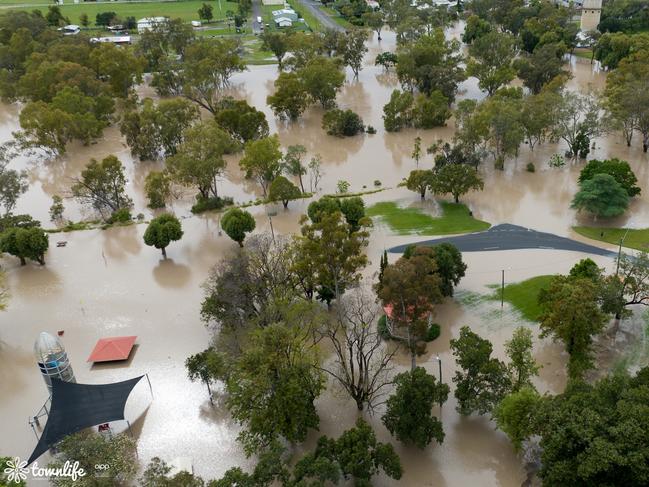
<box><xmin>34</xmin><ymin>332</ymin><xmax>76</xmax><ymax>394</ymax></box>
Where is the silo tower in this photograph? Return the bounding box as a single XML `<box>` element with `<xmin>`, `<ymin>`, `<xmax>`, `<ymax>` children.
<box><xmin>34</xmin><ymin>332</ymin><xmax>76</xmax><ymax>394</ymax></box>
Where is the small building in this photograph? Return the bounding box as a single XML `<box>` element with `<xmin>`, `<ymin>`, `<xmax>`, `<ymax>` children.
<box><xmin>274</xmin><ymin>17</ymin><xmax>293</xmax><ymax>28</ymax></box>
<box><xmin>137</xmin><ymin>17</ymin><xmax>167</xmax><ymax>34</ymax></box>
<box><xmin>580</xmin><ymin>0</ymin><xmax>602</xmax><ymax>32</ymax></box>
<box><xmin>58</xmin><ymin>25</ymin><xmax>80</xmax><ymax>35</ymax></box>
<box><xmin>272</xmin><ymin>8</ymin><xmax>298</xmax><ymax>22</ymax></box>
<box><xmin>90</xmin><ymin>36</ymin><xmax>132</xmax><ymax>45</ymax></box>
<box><xmin>191</xmin><ymin>20</ymin><xmax>202</xmax><ymax>28</ymax></box>
<box><xmin>262</xmin><ymin>0</ymin><xmax>284</xmax><ymax>5</ymax></box>
<box><xmin>365</xmin><ymin>0</ymin><xmax>380</xmax><ymax>9</ymax></box>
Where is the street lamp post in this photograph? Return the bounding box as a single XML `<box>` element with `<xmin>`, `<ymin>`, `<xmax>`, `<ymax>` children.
<box><xmin>435</xmin><ymin>355</ymin><xmax>443</xmax><ymax>408</ymax></box>
<box><xmin>267</xmin><ymin>209</ymin><xmax>277</xmax><ymax>244</ymax></box>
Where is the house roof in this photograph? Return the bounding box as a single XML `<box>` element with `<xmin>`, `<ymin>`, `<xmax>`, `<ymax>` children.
<box><xmin>87</xmin><ymin>336</ymin><xmax>137</xmax><ymax>362</ymax></box>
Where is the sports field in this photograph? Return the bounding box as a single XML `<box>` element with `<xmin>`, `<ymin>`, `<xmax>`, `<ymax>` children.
<box><xmin>0</xmin><ymin>0</ymin><xmax>240</xmax><ymax>27</ymax></box>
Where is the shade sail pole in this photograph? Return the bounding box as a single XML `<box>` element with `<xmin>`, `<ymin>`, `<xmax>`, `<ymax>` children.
<box><xmin>146</xmin><ymin>373</ymin><xmax>153</xmax><ymax>399</ymax></box>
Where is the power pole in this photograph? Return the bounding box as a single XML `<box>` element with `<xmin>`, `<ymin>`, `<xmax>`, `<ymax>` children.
<box><xmin>501</xmin><ymin>269</ymin><xmax>505</xmax><ymax>307</ymax></box>
<box><xmin>615</xmin><ymin>228</ymin><xmax>630</xmax><ymax>276</ymax></box>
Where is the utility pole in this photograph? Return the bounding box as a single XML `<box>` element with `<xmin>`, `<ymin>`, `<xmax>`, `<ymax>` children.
<box><xmin>615</xmin><ymin>228</ymin><xmax>630</xmax><ymax>276</ymax></box>
<box><xmin>435</xmin><ymin>355</ymin><xmax>443</xmax><ymax>407</ymax></box>
<box><xmin>501</xmin><ymin>269</ymin><xmax>505</xmax><ymax>307</ymax></box>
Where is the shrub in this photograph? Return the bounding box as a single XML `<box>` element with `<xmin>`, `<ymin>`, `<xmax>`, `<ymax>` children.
<box><xmin>107</xmin><ymin>208</ymin><xmax>132</xmax><ymax>224</ymax></box>
<box><xmin>191</xmin><ymin>196</ymin><xmax>234</xmax><ymax>214</ymax></box>
<box><xmin>366</xmin><ymin>125</ymin><xmax>377</xmax><ymax>134</ymax></box>
<box><xmin>322</xmin><ymin>109</ymin><xmax>365</xmax><ymax>137</ymax></box>
<box><xmin>374</xmin><ymin>180</ymin><xmax>382</xmax><ymax>186</ymax></box>
<box><xmin>378</xmin><ymin>315</ymin><xmax>391</xmax><ymax>340</ymax></box>
<box><xmin>526</xmin><ymin>162</ymin><xmax>535</xmax><ymax>172</ymax></box>
<box><xmin>337</xmin><ymin>180</ymin><xmax>350</xmax><ymax>194</ymax></box>
<box><xmin>425</xmin><ymin>323</ymin><xmax>441</xmax><ymax>342</ymax></box>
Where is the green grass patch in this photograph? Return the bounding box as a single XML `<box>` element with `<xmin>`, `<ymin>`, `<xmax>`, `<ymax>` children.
<box><xmin>324</xmin><ymin>187</ymin><xmax>387</xmax><ymax>199</ymax></box>
<box><xmin>285</xmin><ymin>0</ymin><xmax>320</xmax><ymax>31</ymax></box>
<box><xmin>6</xmin><ymin>0</ymin><xmax>240</xmax><ymax>27</ymax></box>
<box><xmin>573</xmin><ymin>226</ymin><xmax>649</xmax><ymax>251</ymax></box>
<box><xmin>366</xmin><ymin>200</ymin><xmax>490</xmax><ymax>236</ymax></box>
<box><xmin>320</xmin><ymin>6</ymin><xmax>353</xmax><ymax>28</ymax></box>
<box><xmin>572</xmin><ymin>48</ymin><xmax>594</xmax><ymax>61</ymax></box>
<box><xmin>489</xmin><ymin>275</ymin><xmax>554</xmax><ymax>322</ymax></box>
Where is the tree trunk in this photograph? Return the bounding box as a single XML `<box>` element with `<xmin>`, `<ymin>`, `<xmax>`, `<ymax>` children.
<box><xmin>283</xmin><ymin>200</ymin><xmax>288</xmax><ymax>209</ymax></box>
<box><xmin>161</xmin><ymin>246</ymin><xmax>167</xmax><ymax>258</ymax></box>
<box><xmin>420</xmin><ymin>189</ymin><xmax>426</xmax><ymax>199</ymax></box>
<box><xmin>206</xmin><ymin>381</ymin><xmax>213</xmax><ymax>405</ymax></box>
<box><xmin>355</xmin><ymin>398</ymin><xmax>364</xmax><ymax>411</ymax></box>
<box><xmin>454</xmin><ymin>194</ymin><xmax>459</xmax><ymax>203</ymax></box>
<box><xmin>20</xmin><ymin>256</ymin><xmax>26</xmax><ymax>266</ymax></box>
<box><xmin>238</xmin><ymin>240</ymin><xmax>244</xmax><ymax>247</ymax></box>
<box><xmin>37</xmin><ymin>255</ymin><xmax>45</xmax><ymax>266</ymax></box>
<box><xmin>643</xmin><ymin>133</ymin><xmax>648</xmax><ymax>152</ymax></box>
<box><xmin>298</xmin><ymin>174</ymin><xmax>305</xmax><ymax>193</ymax></box>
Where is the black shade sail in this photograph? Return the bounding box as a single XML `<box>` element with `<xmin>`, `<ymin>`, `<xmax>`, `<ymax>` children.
<box><xmin>28</xmin><ymin>376</ymin><xmax>144</xmax><ymax>465</ymax></box>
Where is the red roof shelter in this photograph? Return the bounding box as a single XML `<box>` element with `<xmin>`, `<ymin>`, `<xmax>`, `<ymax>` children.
<box><xmin>87</xmin><ymin>336</ymin><xmax>137</xmax><ymax>363</ymax></box>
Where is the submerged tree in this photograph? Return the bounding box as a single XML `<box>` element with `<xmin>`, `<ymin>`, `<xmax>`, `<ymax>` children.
<box><xmin>268</xmin><ymin>176</ymin><xmax>301</xmax><ymax>208</ymax></box>
<box><xmin>293</xmin><ymin>418</ymin><xmax>402</xmax><ymax>486</ymax></box>
<box><xmin>321</xmin><ymin>288</ymin><xmax>397</xmax><ymax>411</ymax></box>
<box><xmin>71</xmin><ymin>155</ymin><xmax>132</xmax><ymax>219</ymax></box>
<box><xmin>143</xmin><ymin>213</ymin><xmax>183</xmax><ymax>258</ymax></box>
<box><xmin>450</xmin><ymin>326</ymin><xmax>511</xmax><ymax>416</ymax></box>
<box><xmin>571</xmin><ymin>173</ymin><xmax>629</xmax><ymax>219</ymax></box>
<box><xmin>0</xmin><ymin>226</ymin><xmax>48</xmax><ymax>266</ymax></box>
<box><xmin>382</xmin><ymin>366</ymin><xmax>449</xmax><ymax>448</ymax></box>
<box><xmin>185</xmin><ymin>347</ymin><xmax>227</xmax><ymax>404</ymax></box>
<box><xmin>538</xmin><ymin>275</ymin><xmax>607</xmax><ymax>379</ymax></box>
<box><xmin>296</xmin><ymin>210</ymin><xmax>370</xmax><ymax>303</ymax></box>
<box><xmin>239</xmin><ymin>135</ymin><xmax>284</xmax><ymax>197</ymax></box>
<box><xmin>226</xmin><ymin>320</ymin><xmax>325</xmax><ymax>455</ymax></box>
<box><xmin>221</xmin><ymin>208</ymin><xmax>256</xmax><ymax>247</ymax></box>
<box><xmin>166</xmin><ymin>120</ymin><xmax>237</xmax><ymax>202</ymax></box>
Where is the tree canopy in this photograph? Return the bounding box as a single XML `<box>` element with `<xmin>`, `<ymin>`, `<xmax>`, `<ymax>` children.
<box><xmin>382</xmin><ymin>366</ymin><xmax>449</xmax><ymax>448</ymax></box>
<box><xmin>143</xmin><ymin>213</ymin><xmax>183</xmax><ymax>258</ymax></box>
<box><xmin>571</xmin><ymin>173</ymin><xmax>630</xmax><ymax>219</ymax></box>
<box><xmin>221</xmin><ymin>208</ymin><xmax>256</xmax><ymax>247</ymax></box>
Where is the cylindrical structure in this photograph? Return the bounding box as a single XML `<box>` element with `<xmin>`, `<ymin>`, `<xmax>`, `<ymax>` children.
<box><xmin>34</xmin><ymin>332</ymin><xmax>76</xmax><ymax>394</ymax></box>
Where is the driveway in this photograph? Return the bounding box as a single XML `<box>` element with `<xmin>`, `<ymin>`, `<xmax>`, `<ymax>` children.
<box><xmin>388</xmin><ymin>224</ymin><xmax>616</xmax><ymax>257</ymax></box>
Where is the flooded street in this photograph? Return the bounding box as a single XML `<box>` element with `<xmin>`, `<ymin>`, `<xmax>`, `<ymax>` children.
<box><xmin>1</xmin><ymin>25</ymin><xmax>648</xmax><ymax>485</ymax></box>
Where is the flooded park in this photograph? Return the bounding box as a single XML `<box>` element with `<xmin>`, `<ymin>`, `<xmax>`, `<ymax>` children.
<box><xmin>1</xmin><ymin>22</ymin><xmax>649</xmax><ymax>486</ymax></box>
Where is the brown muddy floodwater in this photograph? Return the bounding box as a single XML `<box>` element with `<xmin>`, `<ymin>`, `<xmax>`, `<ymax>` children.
<box><xmin>1</xmin><ymin>25</ymin><xmax>649</xmax><ymax>485</ymax></box>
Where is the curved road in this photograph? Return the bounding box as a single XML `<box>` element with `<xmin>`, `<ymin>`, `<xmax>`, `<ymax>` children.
<box><xmin>389</xmin><ymin>224</ymin><xmax>616</xmax><ymax>257</ymax></box>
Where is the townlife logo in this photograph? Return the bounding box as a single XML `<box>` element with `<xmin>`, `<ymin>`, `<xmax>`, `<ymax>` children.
<box><xmin>4</xmin><ymin>457</ymin><xmax>88</xmax><ymax>483</ymax></box>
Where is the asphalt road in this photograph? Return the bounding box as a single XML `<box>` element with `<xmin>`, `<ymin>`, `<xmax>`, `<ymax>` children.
<box><xmin>389</xmin><ymin>224</ymin><xmax>616</xmax><ymax>257</ymax></box>
<box><xmin>297</xmin><ymin>0</ymin><xmax>345</xmax><ymax>32</ymax></box>
<box><xmin>251</xmin><ymin>0</ymin><xmax>262</xmax><ymax>34</ymax></box>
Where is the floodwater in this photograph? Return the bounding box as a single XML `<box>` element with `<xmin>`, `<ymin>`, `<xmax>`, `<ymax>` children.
<box><xmin>1</xmin><ymin>24</ymin><xmax>648</xmax><ymax>485</ymax></box>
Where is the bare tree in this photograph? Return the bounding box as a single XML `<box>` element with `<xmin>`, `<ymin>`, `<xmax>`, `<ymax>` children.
<box><xmin>319</xmin><ymin>287</ymin><xmax>397</xmax><ymax>411</ymax></box>
<box><xmin>308</xmin><ymin>155</ymin><xmax>323</xmax><ymax>193</ymax></box>
<box><xmin>201</xmin><ymin>233</ymin><xmax>297</xmax><ymax>331</ymax></box>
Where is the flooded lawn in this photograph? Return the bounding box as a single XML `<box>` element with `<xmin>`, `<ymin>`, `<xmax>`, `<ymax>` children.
<box><xmin>1</xmin><ymin>25</ymin><xmax>648</xmax><ymax>485</ymax></box>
